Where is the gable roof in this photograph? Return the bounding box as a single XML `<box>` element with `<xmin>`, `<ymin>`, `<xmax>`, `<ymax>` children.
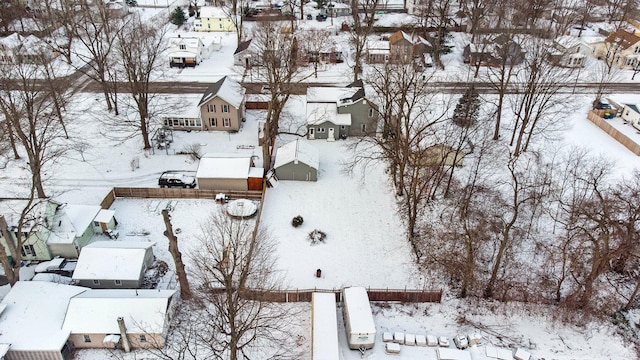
<box><xmin>0</xmin><ymin>281</ymin><xmax>87</xmax><ymax>352</ymax></box>
<box><xmin>306</xmin><ymin>102</ymin><xmax>352</xmax><ymax>126</ymax></box>
<box><xmin>198</xmin><ymin>76</ymin><xmax>245</xmax><ymax>108</ymax></box>
<box><xmin>626</xmin><ymin>104</ymin><xmax>640</xmax><ymax>114</ymax></box>
<box><xmin>307</xmin><ymin>87</ymin><xmax>361</xmax><ymax>103</ymax></box>
<box><xmin>274</xmin><ymin>139</ymin><xmax>320</xmax><ymax>169</ymax></box>
<box><xmin>234</xmin><ymin>39</ymin><xmax>252</xmax><ymax>54</ymax></box>
<box><xmin>72</xmin><ymin>241</ymin><xmax>154</xmax><ymax>281</ymax></box>
<box><xmin>62</xmin><ymin>289</ymin><xmax>176</xmax><ymax>334</ymax></box>
<box><xmin>169</xmin><ymin>36</ymin><xmax>203</xmax><ymax>49</ymax></box>
<box><xmin>48</xmin><ymin>204</ymin><xmax>101</xmax><ymax>245</ymax></box>
<box><xmin>605</xmin><ymin>29</ymin><xmax>640</xmax><ymax>50</ymax></box>
<box><xmin>389</xmin><ymin>30</ymin><xmax>413</xmax><ymax>45</ymax></box>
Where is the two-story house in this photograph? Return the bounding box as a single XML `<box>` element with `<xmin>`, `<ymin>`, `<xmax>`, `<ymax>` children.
<box><xmin>548</xmin><ymin>36</ymin><xmax>587</xmax><ymax>68</ymax></box>
<box><xmin>306</xmin><ymin>80</ymin><xmax>379</xmax><ymax>141</ymax></box>
<box><xmin>194</xmin><ymin>7</ymin><xmax>236</xmax><ymax>32</ymax></box>
<box><xmin>389</xmin><ymin>31</ymin><xmax>415</xmax><ymax>63</ymax></box>
<box><xmin>591</xmin><ymin>29</ymin><xmax>640</xmax><ymax>69</ymax></box>
<box><xmin>168</xmin><ymin>35</ymin><xmax>205</xmax><ymax>68</ymax></box>
<box><xmin>163</xmin><ymin>76</ymin><xmax>245</xmax><ymax>131</ymax></box>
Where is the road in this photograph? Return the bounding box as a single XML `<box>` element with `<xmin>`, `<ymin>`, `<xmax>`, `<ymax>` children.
<box><xmin>77</xmin><ymin>79</ymin><xmax>640</xmax><ymax>95</ymax></box>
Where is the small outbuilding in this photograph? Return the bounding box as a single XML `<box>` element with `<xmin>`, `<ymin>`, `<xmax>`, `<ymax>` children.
<box><xmin>72</xmin><ymin>241</ymin><xmax>155</xmax><ymax>289</ymax></box>
<box><xmin>196</xmin><ymin>153</ymin><xmax>264</xmax><ymax>191</ymax></box>
<box><xmin>274</xmin><ymin>139</ymin><xmax>319</xmax><ymax>181</ymax></box>
<box><xmin>621</xmin><ymin>103</ymin><xmax>640</xmax><ymax>130</ymax></box>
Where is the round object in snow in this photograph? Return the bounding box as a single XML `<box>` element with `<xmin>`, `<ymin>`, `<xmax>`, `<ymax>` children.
<box><xmin>226</xmin><ymin>199</ymin><xmax>258</xmax><ymax>218</ymax></box>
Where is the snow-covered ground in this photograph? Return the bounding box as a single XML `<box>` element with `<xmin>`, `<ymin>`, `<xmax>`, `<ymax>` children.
<box><xmin>2</xmin><ymin>6</ymin><xmax>640</xmax><ymax>360</ymax></box>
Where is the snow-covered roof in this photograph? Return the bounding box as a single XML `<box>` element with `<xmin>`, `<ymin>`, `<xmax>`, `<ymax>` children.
<box><xmin>307</xmin><ymin>87</ymin><xmax>360</xmax><ymax>103</ymax></box>
<box><xmin>169</xmin><ymin>36</ymin><xmax>203</xmax><ymax>48</ymax></box>
<box><xmin>196</xmin><ymin>156</ymin><xmax>252</xmax><ymax>179</ymax></box>
<box><xmin>274</xmin><ymin>139</ymin><xmax>320</xmax><ymax>170</ymax></box>
<box><xmin>199</xmin><ymin>6</ymin><xmax>229</xmax><ymax>18</ymax></box>
<box><xmin>62</xmin><ymin>289</ymin><xmax>176</xmax><ymax>334</ymax></box>
<box><xmin>198</xmin><ymin>76</ymin><xmax>245</xmax><ymax>108</ymax></box>
<box><xmin>306</xmin><ymin>102</ymin><xmax>352</xmax><ymax>126</ymax></box>
<box><xmin>312</xmin><ymin>292</ymin><xmax>340</xmax><ymax>360</ymax></box>
<box><xmin>94</xmin><ymin>209</ymin><xmax>115</xmax><ymax>223</ymax></box>
<box><xmin>32</xmin><ymin>273</ymin><xmax>73</xmax><ymax>285</ymax></box>
<box><xmin>0</xmin><ymin>281</ymin><xmax>87</xmax><ymax>352</ymax></box>
<box><xmin>343</xmin><ymin>287</ymin><xmax>375</xmax><ymax>334</ymax></box>
<box><xmin>0</xmin><ymin>199</ymin><xmax>58</xmax><ymax>233</ymax></box>
<box><xmin>554</xmin><ymin>35</ymin><xmax>582</xmax><ymax>49</ymax></box>
<box><xmin>72</xmin><ymin>241</ymin><xmax>154</xmax><ymax>281</ymax></box>
<box><xmin>168</xmin><ymin>50</ymin><xmax>199</xmax><ymax>58</ymax></box>
<box><xmin>0</xmin><ymin>33</ymin><xmax>22</xmax><ymax>50</ymax></box>
<box><xmin>63</xmin><ymin>204</ymin><xmax>101</xmax><ymax>234</ymax></box>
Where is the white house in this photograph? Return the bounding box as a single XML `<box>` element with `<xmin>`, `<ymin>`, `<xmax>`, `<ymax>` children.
<box><xmin>72</xmin><ymin>241</ymin><xmax>155</xmax><ymax>289</ymax></box>
<box><xmin>549</xmin><ymin>36</ymin><xmax>587</xmax><ymax>68</ymax></box>
<box><xmin>0</xmin><ymin>281</ymin><xmax>87</xmax><ymax>360</ymax></box>
<box><xmin>168</xmin><ymin>35</ymin><xmax>206</xmax><ymax>68</ymax></box>
<box><xmin>62</xmin><ymin>289</ymin><xmax>178</xmax><ymax>349</ymax></box>
<box><xmin>621</xmin><ymin>103</ymin><xmax>640</xmax><ymax>130</ymax></box>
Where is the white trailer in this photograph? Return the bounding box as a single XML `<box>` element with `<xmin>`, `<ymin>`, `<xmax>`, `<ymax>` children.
<box><xmin>312</xmin><ymin>292</ymin><xmax>340</xmax><ymax>360</ymax></box>
<box><xmin>342</xmin><ymin>287</ymin><xmax>376</xmax><ymax>350</ymax></box>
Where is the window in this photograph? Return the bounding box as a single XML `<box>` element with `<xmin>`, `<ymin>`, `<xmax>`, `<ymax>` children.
<box><xmin>208</xmin><ymin>104</ymin><xmax>215</xmax><ymax>112</ymax></box>
<box><xmin>222</xmin><ymin>104</ymin><xmax>229</xmax><ymax>112</ymax></box>
<box><xmin>210</xmin><ymin>118</ymin><xmax>217</xmax><ymax>127</ymax></box>
<box><xmin>223</xmin><ymin>118</ymin><xmax>230</xmax><ymax>127</ymax></box>
<box><xmin>115</xmin><ymin>280</ymin><xmax>122</xmax><ymax>286</ymax></box>
<box><xmin>207</xmin><ymin>23</ymin><xmax>211</xmax><ymax>29</ymax></box>
<box><xmin>83</xmin><ymin>335</ymin><xmax>91</xmax><ymax>343</ymax></box>
<box><xmin>21</xmin><ymin>244</ymin><xmax>35</xmax><ymax>257</ymax></box>
<box><xmin>340</xmin><ymin>125</ymin><xmax>346</xmax><ymax>129</ymax></box>
<box><xmin>93</xmin><ymin>279</ymin><xmax>100</xmax><ymax>286</ymax></box>
<box><xmin>309</xmin><ymin>128</ymin><xmax>315</xmax><ymax>136</ymax></box>
<box><xmin>195</xmin><ymin>118</ymin><xmax>202</xmax><ymax>127</ymax></box>
<box><xmin>93</xmin><ymin>221</ymin><xmax>99</xmax><ymax>227</ymax></box>
<box><xmin>179</xmin><ymin>44</ymin><xmax>186</xmax><ymax>50</ymax></box>
<box><xmin>140</xmin><ymin>335</ymin><xmax>147</xmax><ymax>342</ymax></box>
<box><xmin>317</xmin><ymin>127</ymin><xmax>325</xmax><ymax>133</ymax></box>
<box><xmin>361</xmin><ymin>124</ymin><xmax>367</xmax><ymax>132</ymax></box>
<box><xmin>219</xmin><ymin>23</ymin><xmax>223</xmax><ymax>29</ymax></box>
<box><xmin>368</xmin><ymin>108</ymin><xmax>374</xmax><ymax>117</ymax></box>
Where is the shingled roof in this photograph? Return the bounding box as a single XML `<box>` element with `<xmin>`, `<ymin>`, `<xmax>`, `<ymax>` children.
<box><xmin>605</xmin><ymin>29</ymin><xmax>640</xmax><ymax>50</ymax></box>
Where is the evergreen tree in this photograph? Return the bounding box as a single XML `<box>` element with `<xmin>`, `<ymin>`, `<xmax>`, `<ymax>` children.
<box><xmin>170</xmin><ymin>7</ymin><xmax>186</xmax><ymax>26</ymax></box>
<box><xmin>452</xmin><ymin>85</ymin><xmax>480</xmax><ymax>127</ymax></box>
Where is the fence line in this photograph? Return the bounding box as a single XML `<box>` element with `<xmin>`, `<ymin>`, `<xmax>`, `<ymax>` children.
<box><xmin>111</xmin><ymin>187</ymin><xmax>263</xmax><ymax>200</ymax></box>
<box><xmin>236</xmin><ymin>288</ymin><xmax>443</xmax><ymax>303</ymax></box>
<box><xmin>586</xmin><ymin>110</ymin><xmax>640</xmax><ymax>156</ymax></box>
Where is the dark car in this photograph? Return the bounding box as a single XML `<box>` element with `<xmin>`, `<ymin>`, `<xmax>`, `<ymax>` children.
<box><xmin>595</xmin><ymin>100</ymin><xmax>612</xmax><ymax>110</ymax></box>
<box><xmin>158</xmin><ymin>171</ymin><xmax>197</xmax><ymax>188</ymax></box>
<box><xmin>316</xmin><ymin>14</ymin><xmax>327</xmax><ymax>21</ymax></box>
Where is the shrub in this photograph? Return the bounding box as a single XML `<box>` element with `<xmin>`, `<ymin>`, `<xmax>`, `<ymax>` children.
<box><xmin>308</xmin><ymin>229</ymin><xmax>326</xmax><ymax>245</ymax></box>
<box><xmin>292</xmin><ymin>215</ymin><xmax>304</xmax><ymax>227</ymax></box>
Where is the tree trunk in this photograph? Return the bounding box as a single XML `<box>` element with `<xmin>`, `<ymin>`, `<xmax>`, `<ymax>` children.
<box><xmin>161</xmin><ymin>209</ymin><xmax>192</xmax><ymax>300</ymax></box>
<box><xmin>0</xmin><ymin>216</ymin><xmax>19</xmax><ymax>286</ymax></box>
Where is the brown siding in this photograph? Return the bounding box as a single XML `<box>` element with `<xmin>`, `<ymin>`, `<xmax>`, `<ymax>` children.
<box><xmin>198</xmin><ymin>178</ymin><xmax>248</xmax><ymax>191</ymax></box>
<box><xmin>6</xmin><ymin>350</ymin><xmax>64</xmax><ymax>360</ymax></box>
<box><xmin>587</xmin><ymin>110</ymin><xmax>640</xmax><ymax>156</ymax></box>
<box><xmin>112</xmin><ymin>187</ymin><xmax>262</xmax><ymax>200</ymax></box>
<box><xmin>248</xmin><ymin>177</ymin><xmax>264</xmax><ymax>191</ymax></box>
<box><xmin>246</xmin><ymin>101</ymin><xmax>269</xmax><ymax>110</ymax></box>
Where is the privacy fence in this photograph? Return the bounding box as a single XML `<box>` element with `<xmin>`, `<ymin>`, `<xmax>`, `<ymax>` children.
<box><xmin>587</xmin><ymin>110</ymin><xmax>640</xmax><ymax>156</ymax></box>
<box><xmin>237</xmin><ymin>288</ymin><xmax>442</xmax><ymax>303</ymax></box>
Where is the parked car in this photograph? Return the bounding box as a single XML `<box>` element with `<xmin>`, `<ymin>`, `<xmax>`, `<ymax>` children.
<box><xmin>158</xmin><ymin>171</ymin><xmax>197</xmax><ymax>188</ymax></box>
<box><xmin>34</xmin><ymin>257</ymin><xmax>77</xmax><ymax>277</ymax></box>
<box><xmin>438</xmin><ymin>336</ymin><xmax>449</xmax><ymax>347</ymax></box>
<box><xmin>316</xmin><ymin>14</ymin><xmax>327</xmax><ymax>21</ymax></box>
<box><xmin>595</xmin><ymin>100</ymin><xmax>612</xmax><ymax>110</ymax></box>
<box><xmin>454</xmin><ymin>334</ymin><xmax>469</xmax><ymax>349</ymax></box>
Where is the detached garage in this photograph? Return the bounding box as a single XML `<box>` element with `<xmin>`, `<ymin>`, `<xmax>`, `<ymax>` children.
<box><xmin>274</xmin><ymin>139</ymin><xmax>319</xmax><ymax>181</ymax></box>
<box><xmin>197</xmin><ymin>154</ymin><xmax>264</xmax><ymax>191</ymax></box>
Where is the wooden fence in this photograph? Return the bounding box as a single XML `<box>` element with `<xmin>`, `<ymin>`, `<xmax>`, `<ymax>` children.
<box><xmin>111</xmin><ymin>187</ymin><xmax>263</xmax><ymax>200</ymax></box>
<box><xmin>237</xmin><ymin>288</ymin><xmax>443</xmax><ymax>303</ymax></box>
<box><xmin>586</xmin><ymin>110</ymin><xmax>640</xmax><ymax>156</ymax></box>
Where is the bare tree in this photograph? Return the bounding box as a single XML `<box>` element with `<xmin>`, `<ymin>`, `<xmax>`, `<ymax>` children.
<box><xmin>162</xmin><ymin>209</ymin><xmax>192</xmax><ymax>300</ymax></box>
<box><xmin>348</xmin><ymin>0</ymin><xmax>380</xmax><ymax>80</ymax></box>
<box><xmin>74</xmin><ymin>0</ymin><xmax>124</xmax><ymax>114</ymax></box>
<box><xmin>250</xmin><ymin>21</ymin><xmax>308</xmax><ymax>168</ymax></box>
<box><xmin>0</xmin><ymin>54</ymin><xmax>73</xmax><ymax>198</ymax></box>
<box><xmin>509</xmin><ymin>40</ymin><xmax>574</xmax><ymax>156</ymax></box>
<box><xmin>116</xmin><ymin>17</ymin><xmax>168</xmax><ymax>150</ymax></box>
<box><xmin>188</xmin><ymin>210</ymin><xmax>299</xmax><ymax>360</ymax></box>
<box><xmin>301</xmin><ymin>29</ymin><xmax>332</xmax><ymax>78</ymax></box>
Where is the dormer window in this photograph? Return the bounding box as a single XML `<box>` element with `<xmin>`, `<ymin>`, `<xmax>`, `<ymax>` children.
<box><xmin>179</xmin><ymin>44</ymin><xmax>186</xmax><ymax>50</ymax></box>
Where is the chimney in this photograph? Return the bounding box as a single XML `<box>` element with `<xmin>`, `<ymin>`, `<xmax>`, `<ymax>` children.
<box><xmin>117</xmin><ymin>317</ymin><xmax>131</xmax><ymax>352</ymax></box>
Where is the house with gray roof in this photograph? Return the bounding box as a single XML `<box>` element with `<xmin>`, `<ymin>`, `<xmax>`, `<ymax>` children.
<box><xmin>274</xmin><ymin>139</ymin><xmax>320</xmax><ymax>181</ymax></box>
<box><xmin>162</xmin><ymin>76</ymin><xmax>245</xmax><ymax>131</ymax></box>
<box><xmin>306</xmin><ymin>81</ymin><xmax>379</xmax><ymax>141</ymax></box>
<box><xmin>622</xmin><ymin>103</ymin><xmax>640</xmax><ymax>131</ymax></box>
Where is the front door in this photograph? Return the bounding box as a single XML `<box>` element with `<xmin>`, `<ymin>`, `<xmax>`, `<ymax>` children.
<box><xmin>328</xmin><ymin>128</ymin><xmax>335</xmax><ymax>141</ymax></box>
<box><xmin>309</xmin><ymin>127</ymin><xmax>315</xmax><ymax>140</ymax></box>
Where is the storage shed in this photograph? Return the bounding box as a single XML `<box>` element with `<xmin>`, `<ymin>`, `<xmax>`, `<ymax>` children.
<box><xmin>274</xmin><ymin>139</ymin><xmax>320</xmax><ymax>181</ymax></box>
<box><xmin>196</xmin><ymin>154</ymin><xmax>263</xmax><ymax>191</ymax></box>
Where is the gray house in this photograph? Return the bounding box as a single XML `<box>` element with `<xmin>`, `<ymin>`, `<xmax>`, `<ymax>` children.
<box><xmin>72</xmin><ymin>241</ymin><xmax>155</xmax><ymax>289</ymax></box>
<box><xmin>306</xmin><ymin>80</ymin><xmax>379</xmax><ymax>141</ymax></box>
<box><xmin>274</xmin><ymin>139</ymin><xmax>320</xmax><ymax>181</ymax></box>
